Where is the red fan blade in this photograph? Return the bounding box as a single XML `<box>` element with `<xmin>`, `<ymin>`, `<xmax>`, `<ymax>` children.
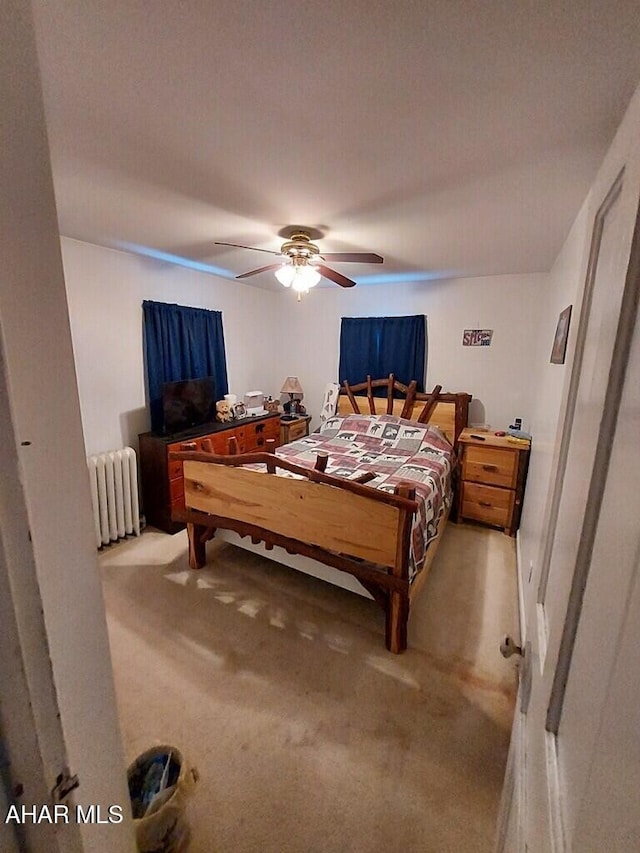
<box><xmin>320</xmin><ymin>252</ymin><xmax>383</xmax><ymax>264</ymax></box>
<box><xmin>236</xmin><ymin>263</ymin><xmax>283</xmax><ymax>279</ymax></box>
<box><xmin>215</xmin><ymin>241</ymin><xmax>281</xmax><ymax>256</ymax></box>
<box><xmin>318</xmin><ymin>265</ymin><xmax>356</xmax><ymax>288</ymax></box>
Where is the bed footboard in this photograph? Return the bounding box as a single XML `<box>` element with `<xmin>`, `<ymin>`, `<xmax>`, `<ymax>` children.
<box><xmin>172</xmin><ymin>451</ymin><xmax>419</xmax><ymax>652</ymax></box>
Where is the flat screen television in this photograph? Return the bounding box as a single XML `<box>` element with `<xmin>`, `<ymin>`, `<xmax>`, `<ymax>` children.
<box><xmin>162</xmin><ymin>376</ymin><xmax>216</xmax><ymax>435</ymax></box>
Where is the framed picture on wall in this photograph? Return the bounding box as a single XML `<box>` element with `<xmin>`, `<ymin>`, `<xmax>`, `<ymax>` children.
<box><xmin>551</xmin><ymin>305</ymin><xmax>572</xmax><ymax>364</ymax></box>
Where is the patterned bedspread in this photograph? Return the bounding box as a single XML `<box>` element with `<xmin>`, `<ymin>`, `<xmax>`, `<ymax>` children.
<box><xmin>273</xmin><ymin>413</ymin><xmax>454</xmax><ymax>581</ymax></box>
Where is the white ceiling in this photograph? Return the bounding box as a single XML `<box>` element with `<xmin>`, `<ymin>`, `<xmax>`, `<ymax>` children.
<box><xmin>32</xmin><ymin>1</ymin><xmax>640</xmax><ymax>290</ymax></box>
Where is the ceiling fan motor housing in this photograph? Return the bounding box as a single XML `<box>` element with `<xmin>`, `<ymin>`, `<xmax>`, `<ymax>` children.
<box><xmin>280</xmin><ymin>231</ymin><xmax>321</xmax><ymax>261</ymax></box>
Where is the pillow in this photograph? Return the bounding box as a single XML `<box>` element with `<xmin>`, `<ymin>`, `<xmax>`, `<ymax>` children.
<box><xmin>319</xmin><ymin>413</ymin><xmax>449</xmax><ymax>450</ymax></box>
<box><xmin>319</xmin><ymin>382</ymin><xmax>340</xmax><ymax>427</ymax></box>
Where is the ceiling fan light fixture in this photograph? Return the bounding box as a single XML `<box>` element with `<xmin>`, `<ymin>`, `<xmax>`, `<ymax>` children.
<box><xmin>295</xmin><ymin>266</ymin><xmax>321</xmax><ymax>290</ymax></box>
<box><xmin>275</xmin><ymin>259</ymin><xmax>320</xmax><ymax>293</ymax></box>
<box><xmin>275</xmin><ymin>263</ymin><xmax>296</xmax><ymax>287</ymax></box>
<box><xmin>226</xmin><ymin>227</ymin><xmax>380</xmax><ymax>291</ymax></box>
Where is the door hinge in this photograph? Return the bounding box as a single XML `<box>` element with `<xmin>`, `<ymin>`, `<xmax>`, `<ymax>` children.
<box><xmin>52</xmin><ymin>768</ymin><xmax>79</xmax><ymax>801</ymax></box>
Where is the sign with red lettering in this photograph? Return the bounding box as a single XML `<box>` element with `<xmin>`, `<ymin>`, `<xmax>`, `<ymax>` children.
<box><xmin>462</xmin><ymin>329</ymin><xmax>493</xmax><ymax>346</ymax></box>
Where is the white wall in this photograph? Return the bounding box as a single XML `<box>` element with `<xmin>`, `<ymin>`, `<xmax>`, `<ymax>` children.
<box><xmin>62</xmin><ymin>238</ymin><xmax>548</xmax><ymax>455</ymax></box>
<box><xmin>517</xmin><ymin>202</ymin><xmax>591</xmax><ymax>594</ymax></box>
<box><xmin>272</xmin><ymin>274</ymin><xmax>546</xmax><ymax>432</ymax></box>
<box><xmin>62</xmin><ymin>238</ymin><xmax>280</xmax><ymax>456</ymax></box>
<box><xmin>62</xmin><ymin>241</ymin><xmax>548</xmax><ymax>456</ymax></box>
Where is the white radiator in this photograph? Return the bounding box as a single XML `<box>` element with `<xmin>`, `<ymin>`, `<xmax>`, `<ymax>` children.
<box><xmin>88</xmin><ymin>447</ymin><xmax>141</xmax><ymax>547</ymax></box>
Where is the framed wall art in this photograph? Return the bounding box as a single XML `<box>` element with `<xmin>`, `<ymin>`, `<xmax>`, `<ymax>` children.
<box><xmin>550</xmin><ymin>305</ymin><xmax>572</xmax><ymax>364</ymax></box>
<box><xmin>462</xmin><ymin>329</ymin><xmax>493</xmax><ymax>346</ymax></box>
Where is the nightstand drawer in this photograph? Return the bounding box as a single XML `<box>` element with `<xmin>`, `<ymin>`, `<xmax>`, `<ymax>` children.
<box><xmin>280</xmin><ymin>415</ymin><xmax>311</xmax><ymax>445</ymax></box>
<box><xmin>287</xmin><ymin>419</ymin><xmax>309</xmax><ymax>442</ymax></box>
<box><xmin>461</xmin><ymin>482</ymin><xmax>514</xmax><ymax>528</ymax></box>
<box><xmin>463</xmin><ymin>446</ymin><xmax>517</xmax><ymax>488</ymax></box>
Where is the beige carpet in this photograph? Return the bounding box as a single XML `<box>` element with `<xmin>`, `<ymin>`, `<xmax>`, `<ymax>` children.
<box><xmin>100</xmin><ymin>522</ymin><xmax>518</xmax><ymax>852</ymax></box>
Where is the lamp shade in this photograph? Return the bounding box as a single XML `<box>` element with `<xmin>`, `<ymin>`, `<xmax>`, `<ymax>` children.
<box><xmin>280</xmin><ymin>376</ymin><xmax>303</xmax><ymax>396</ymax></box>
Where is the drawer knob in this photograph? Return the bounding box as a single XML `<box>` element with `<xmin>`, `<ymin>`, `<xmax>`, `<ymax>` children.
<box><xmin>482</xmin><ymin>464</ymin><xmax>498</xmax><ymax>471</ymax></box>
<box><xmin>479</xmin><ymin>500</ymin><xmax>492</xmax><ymax>508</ymax></box>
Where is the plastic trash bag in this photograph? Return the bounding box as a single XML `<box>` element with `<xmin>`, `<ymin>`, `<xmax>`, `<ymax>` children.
<box><xmin>128</xmin><ymin>745</ymin><xmax>198</xmax><ymax>853</ymax></box>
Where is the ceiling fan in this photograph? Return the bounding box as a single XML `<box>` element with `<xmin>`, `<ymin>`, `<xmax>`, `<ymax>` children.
<box><xmin>215</xmin><ymin>227</ymin><xmax>383</xmax><ymax>294</ymax></box>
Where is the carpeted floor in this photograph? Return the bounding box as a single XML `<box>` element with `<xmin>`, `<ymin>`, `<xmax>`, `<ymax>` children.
<box><xmin>100</xmin><ymin>521</ymin><xmax>518</xmax><ymax>852</ymax></box>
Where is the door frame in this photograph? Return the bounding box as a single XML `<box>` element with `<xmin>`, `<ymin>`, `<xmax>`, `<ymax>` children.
<box><xmin>0</xmin><ymin>328</ymin><xmax>83</xmax><ymax>852</ymax></box>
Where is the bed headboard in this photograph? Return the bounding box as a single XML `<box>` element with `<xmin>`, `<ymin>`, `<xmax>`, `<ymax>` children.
<box><xmin>336</xmin><ymin>375</ymin><xmax>471</xmax><ymax>445</ymax></box>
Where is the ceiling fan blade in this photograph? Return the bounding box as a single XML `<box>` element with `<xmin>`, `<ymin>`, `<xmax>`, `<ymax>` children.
<box><xmin>320</xmin><ymin>252</ymin><xmax>384</xmax><ymax>264</ymax></box>
<box><xmin>318</xmin><ymin>265</ymin><xmax>356</xmax><ymax>288</ymax></box>
<box><xmin>236</xmin><ymin>263</ymin><xmax>283</xmax><ymax>279</ymax></box>
<box><xmin>215</xmin><ymin>241</ymin><xmax>281</xmax><ymax>256</ymax></box>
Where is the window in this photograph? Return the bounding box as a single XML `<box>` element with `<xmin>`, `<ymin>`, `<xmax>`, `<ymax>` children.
<box><xmin>338</xmin><ymin>315</ymin><xmax>426</xmax><ymax>390</ymax></box>
<box><xmin>143</xmin><ymin>300</ymin><xmax>229</xmax><ymax>433</ymax></box>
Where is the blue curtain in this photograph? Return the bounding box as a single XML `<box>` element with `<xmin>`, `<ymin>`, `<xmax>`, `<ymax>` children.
<box><xmin>143</xmin><ymin>300</ymin><xmax>229</xmax><ymax>433</ymax></box>
<box><xmin>338</xmin><ymin>315</ymin><xmax>426</xmax><ymax>391</ymax></box>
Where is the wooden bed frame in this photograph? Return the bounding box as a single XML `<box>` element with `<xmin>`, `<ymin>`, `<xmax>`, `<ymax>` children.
<box><xmin>172</xmin><ymin>377</ymin><xmax>471</xmax><ymax>653</ymax></box>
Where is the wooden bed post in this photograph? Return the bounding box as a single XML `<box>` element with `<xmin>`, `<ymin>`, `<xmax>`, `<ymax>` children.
<box><xmin>417</xmin><ymin>384</ymin><xmax>442</xmax><ymax>423</ymax></box>
<box><xmin>366</xmin><ymin>375</ymin><xmax>376</xmax><ymax>414</ymax></box>
<box><xmin>385</xmin><ymin>482</ymin><xmax>416</xmax><ymax>653</ymax></box>
<box><xmin>342</xmin><ymin>378</ymin><xmax>358</xmax><ymax>413</ymax></box>
<box><xmin>314</xmin><ymin>451</ymin><xmax>329</xmax><ymax>472</ymax></box>
<box><xmin>399</xmin><ymin>380</ymin><xmax>417</xmax><ymax>419</ymax></box>
<box><xmin>187</xmin><ymin>522</ymin><xmax>208</xmax><ymax>569</ymax></box>
<box><xmin>386</xmin><ymin>373</ymin><xmax>395</xmax><ymax>414</ymax></box>
<box><xmin>386</xmin><ymin>591</ymin><xmax>410</xmax><ymax>654</ymax></box>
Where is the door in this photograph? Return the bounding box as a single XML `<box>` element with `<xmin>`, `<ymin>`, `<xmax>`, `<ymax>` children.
<box><xmin>1</xmin><ymin>4</ymin><xmax>135</xmax><ymax>850</ymax></box>
<box><xmin>498</xmin><ymin>84</ymin><xmax>640</xmax><ymax>852</ymax></box>
<box><xmin>0</xmin><ymin>332</ymin><xmax>83</xmax><ymax>852</ymax></box>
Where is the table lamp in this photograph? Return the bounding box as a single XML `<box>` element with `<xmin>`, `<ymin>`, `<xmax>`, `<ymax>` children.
<box><xmin>280</xmin><ymin>376</ymin><xmax>303</xmax><ymax>420</ymax></box>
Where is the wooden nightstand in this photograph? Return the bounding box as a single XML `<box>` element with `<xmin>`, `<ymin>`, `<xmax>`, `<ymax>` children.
<box><xmin>456</xmin><ymin>429</ymin><xmax>530</xmax><ymax>536</ymax></box>
<box><xmin>280</xmin><ymin>414</ymin><xmax>311</xmax><ymax>445</ymax></box>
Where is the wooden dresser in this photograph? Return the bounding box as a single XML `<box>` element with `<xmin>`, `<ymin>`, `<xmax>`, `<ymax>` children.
<box><xmin>457</xmin><ymin>429</ymin><xmax>530</xmax><ymax>536</ymax></box>
<box><xmin>139</xmin><ymin>413</ymin><xmax>281</xmax><ymax>533</ymax></box>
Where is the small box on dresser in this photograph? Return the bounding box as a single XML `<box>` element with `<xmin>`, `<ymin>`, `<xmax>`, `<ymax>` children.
<box><xmin>456</xmin><ymin>429</ymin><xmax>530</xmax><ymax>536</ymax></box>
